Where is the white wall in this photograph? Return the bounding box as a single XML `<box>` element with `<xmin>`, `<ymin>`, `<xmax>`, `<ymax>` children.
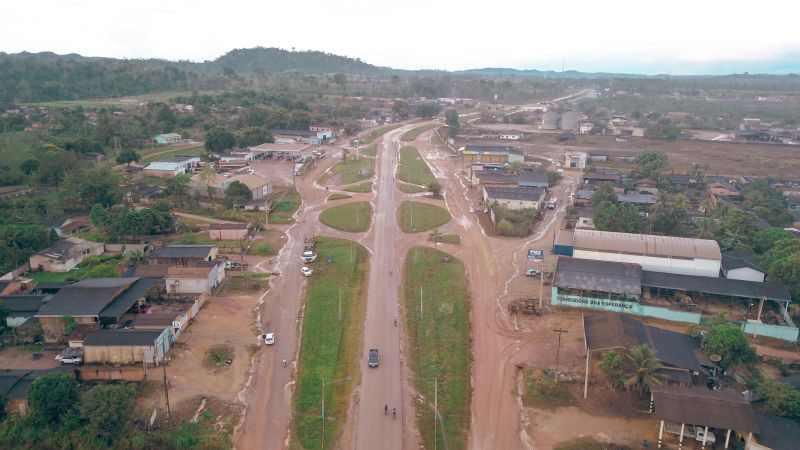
<box><xmin>725</xmin><ymin>267</ymin><xmax>765</xmax><ymax>282</ymax></box>
<box><xmin>573</xmin><ymin>250</ymin><xmax>721</xmax><ymax>277</ymax></box>
<box><xmin>166</xmin><ymin>278</ymin><xmax>211</xmax><ymax>294</ymax></box>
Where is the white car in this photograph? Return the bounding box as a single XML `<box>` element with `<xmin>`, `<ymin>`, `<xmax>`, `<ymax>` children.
<box><xmin>60</xmin><ymin>355</ymin><xmax>83</xmax><ymax>365</ymax></box>
<box><xmin>301</xmin><ymin>250</ymin><xmax>317</xmax><ymax>263</ymax></box>
<box><xmin>300</xmin><ymin>266</ymin><xmax>313</xmax><ymax>277</ymax></box>
<box><xmin>263</xmin><ymin>332</ymin><xmax>275</xmax><ymax>345</ymax></box>
<box><xmin>525</xmin><ymin>268</ymin><xmax>541</xmax><ymax>277</ymax></box>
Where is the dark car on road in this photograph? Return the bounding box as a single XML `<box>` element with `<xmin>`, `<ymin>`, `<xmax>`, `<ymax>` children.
<box><xmin>368</xmin><ymin>348</ymin><xmax>379</xmax><ymax>368</ymax></box>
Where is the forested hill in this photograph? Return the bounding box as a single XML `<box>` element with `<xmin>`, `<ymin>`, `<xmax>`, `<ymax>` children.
<box><xmin>204</xmin><ymin>47</ymin><xmax>390</xmax><ymax>75</ymax></box>
<box><xmin>0</xmin><ymin>47</ymin><xmax>397</xmax><ymax>103</ymax></box>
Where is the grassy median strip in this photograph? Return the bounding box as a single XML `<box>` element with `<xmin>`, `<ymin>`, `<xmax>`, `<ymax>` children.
<box><xmin>327</xmin><ymin>193</ymin><xmax>352</xmax><ymax>201</ymax></box>
<box><xmin>398</xmin><ymin>146</ymin><xmax>436</xmax><ymax>187</ymax></box>
<box><xmin>402</xmin><ymin>247</ymin><xmax>470</xmax><ymax>450</ymax></box>
<box><xmin>429</xmin><ymin>234</ymin><xmax>461</xmax><ymax>245</ymax></box>
<box><xmin>399</xmin><ymin>201</ymin><xmax>451</xmax><ymax>233</ymax></box>
<box><xmin>319</xmin><ymin>201</ymin><xmax>372</xmax><ymax>232</ymax></box>
<box><xmin>360</xmin><ymin>123</ymin><xmax>402</xmax><ymax>145</ymax></box>
<box><xmin>398</xmin><ymin>182</ymin><xmax>427</xmax><ymax>194</ymax></box>
<box><xmin>329</xmin><ymin>156</ymin><xmax>374</xmax><ymax>185</ymax></box>
<box><xmin>293</xmin><ymin>237</ymin><xmax>369</xmax><ymax>450</ymax></box>
<box><xmin>401</xmin><ymin>124</ymin><xmax>438</xmax><ymax>141</ymax></box>
<box><xmin>343</xmin><ymin>181</ymin><xmax>373</xmax><ymax>193</ymax></box>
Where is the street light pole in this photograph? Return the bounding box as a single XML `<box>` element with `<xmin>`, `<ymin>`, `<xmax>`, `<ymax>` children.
<box><xmin>321</xmin><ymin>376</ymin><xmax>351</xmax><ymax>450</ymax></box>
<box><xmin>420</xmin><ymin>285</ymin><xmax>424</xmax><ymax>320</ymax></box>
<box><xmin>408</xmin><ymin>375</ymin><xmax>441</xmax><ymax>450</ymax></box>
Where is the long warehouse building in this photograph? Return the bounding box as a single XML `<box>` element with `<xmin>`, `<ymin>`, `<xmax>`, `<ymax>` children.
<box><xmin>555</xmin><ymin>229</ymin><xmax>722</xmax><ymax>278</ymax></box>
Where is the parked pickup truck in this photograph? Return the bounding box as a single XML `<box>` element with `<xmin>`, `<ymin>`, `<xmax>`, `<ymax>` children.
<box><xmin>664</xmin><ymin>422</ymin><xmax>716</xmax><ymax>444</ymax></box>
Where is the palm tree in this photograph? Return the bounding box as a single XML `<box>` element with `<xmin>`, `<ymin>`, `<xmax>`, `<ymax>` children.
<box><xmin>624</xmin><ymin>345</ymin><xmax>663</xmax><ymax>397</ymax></box>
<box><xmin>429</xmin><ymin>227</ymin><xmax>442</xmax><ymax>247</ymax></box>
<box><xmin>505</xmin><ymin>161</ymin><xmax>526</xmax><ymax>175</ymax></box>
<box><xmin>673</xmin><ymin>193</ymin><xmax>690</xmax><ymax>213</ymax></box>
<box><xmin>599</xmin><ymin>350</ymin><xmax>625</xmax><ymax>389</ymax></box>
<box><xmin>694</xmin><ymin>217</ymin><xmax>717</xmax><ymax>239</ymax></box>
<box><xmin>342</xmin><ymin>148</ymin><xmax>350</xmax><ymax>163</ymax></box>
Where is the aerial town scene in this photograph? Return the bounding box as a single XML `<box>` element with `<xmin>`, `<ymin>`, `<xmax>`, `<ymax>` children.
<box><xmin>1</xmin><ymin>2</ymin><xmax>800</xmax><ymax>450</ymax></box>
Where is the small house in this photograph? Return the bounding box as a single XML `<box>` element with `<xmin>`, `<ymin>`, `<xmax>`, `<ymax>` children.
<box><xmin>722</xmin><ymin>251</ymin><xmax>766</xmax><ymax>282</ymax></box>
<box><xmin>29</xmin><ymin>238</ymin><xmax>104</xmax><ymax>273</ymax></box>
<box><xmin>483</xmin><ymin>186</ymin><xmax>545</xmax><ymax>210</ymax></box>
<box><xmin>150</xmin><ymin>245</ymin><xmax>218</xmax><ymax>266</ymax></box>
<box><xmin>153</xmin><ymin>133</ymin><xmax>182</xmax><ymax>145</ymax></box>
<box><xmin>165</xmin><ymin>265</ymin><xmax>224</xmax><ymax>294</ymax></box>
<box><xmin>83</xmin><ymin>329</ymin><xmax>172</xmax><ymax>364</ymax></box>
<box><xmin>0</xmin><ymin>295</ymin><xmax>46</xmax><ymax>328</ymax></box>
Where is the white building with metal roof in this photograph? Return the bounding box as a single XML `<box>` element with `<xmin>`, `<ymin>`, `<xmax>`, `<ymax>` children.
<box><xmin>555</xmin><ymin>229</ymin><xmax>722</xmax><ymax>277</ymax></box>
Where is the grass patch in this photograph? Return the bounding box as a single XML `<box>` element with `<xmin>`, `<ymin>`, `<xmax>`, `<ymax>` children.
<box><xmin>28</xmin><ymin>255</ymin><xmax>126</xmax><ymax>282</ymax></box>
<box><xmin>268</xmin><ymin>189</ymin><xmax>301</xmax><ymax>224</ymax></box>
<box><xmin>554</xmin><ymin>437</ymin><xmax>633</xmax><ymax>450</ymax></box>
<box><xmin>329</xmin><ymin>155</ymin><xmax>374</xmax><ymax>185</ymax></box>
<box><xmin>403</xmin><ymin>247</ymin><xmax>470</xmax><ymax>450</ymax></box>
<box><xmin>398</xmin><ymin>182</ymin><xmax>428</xmax><ymax>194</ymax></box>
<box><xmin>360</xmin><ymin>123</ymin><xmax>402</xmax><ymax>145</ymax></box>
<box><xmin>327</xmin><ymin>193</ymin><xmax>352</xmax><ymax>201</ymax></box>
<box><xmin>361</xmin><ymin>145</ymin><xmax>377</xmax><ymax>157</ymax></box>
<box><xmin>204</xmin><ymin>344</ymin><xmax>234</xmax><ymax>368</ymax></box>
<box><xmin>141</xmin><ymin>145</ymin><xmax>205</xmax><ymax>163</ymax></box>
<box><xmin>399</xmin><ymin>201</ymin><xmax>451</xmax><ymax>233</ymax></box>
<box><xmin>522</xmin><ymin>366</ymin><xmax>573</xmax><ymax>408</ymax></box>
<box><xmin>218</xmin><ymin>273</ymin><xmax>269</xmax><ymax>294</ymax></box>
<box><xmin>401</xmin><ymin>124</ymin><xmax>438</xmax><ymax>141</ymax></box>
<box><xmin>319</xmin><ymin>201</ymin><xmax>372</xmax><ymax>233</ymax></box>
<box><xmin>398</xmin><ymin>146</ymin><xmax>436</xmax><ymax>187</ymax></box>
<box><xmin>429</xmin><ymin>234</ymin><xmax>461</xmax><ymax>245</ymax></box>
<box><xmin>72</xmin><ymin>229</ymin><xmax>106</xmax><ymax>243</ymax></box>
<box><xmin>293</xmin><ymin>237</ymin><xmax>369</xmax><ymax>450</ymax></box>
<box><xmin>343</xmin><ymin>181</ymin><xmax>373</xmax><ymax>193</ymax></box>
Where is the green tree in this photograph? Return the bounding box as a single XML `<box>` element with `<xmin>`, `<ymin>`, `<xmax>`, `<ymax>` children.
<box><xmin>753</xmin><ymin>228</ymin><xmax>794</xmax><ymax>254</ymax></box>
<box><xmin>634</xmin><ymin>150</ymin><xmax>670</xmax><ymax>180</ymax></box>
<box><xmin>650</xmin><ymin>192</ymin><xmax>688</xmax><ymax>235</ymax></box>
<box><xmin>591</xmin><ymin>182</ymin><xmax>617</xmax><ymax>207</ymax></box>
<box><xmin>756</xmin><ymin>378</ymin><xmax>800</xmax><ymax>421</ymax></box>
<box><xmin>20</xmin><ymin>158</ymin><xmax>40</xmax><ymax>175</ymax></box>
<box><xmin>690</xmin><ymin>163</ymin><xmax>709</xmax><ymax>185</ymax></box>
<box><xmin>760</xmin><ymin>238</ymin><xmax>800</xmax><ymax>300</ymax></box>
<box><xmin>693</xmin><ymin>217</ymin><xmax>718</xmax><ymax>239</ymax></box>
<box><xmin>644</xmin><ymin>118</ymin><xmax>681</xmax><ymax>140</ymax></box>
<box><xmin>82</xmin><ymin>263</ymin><xmax>119</xmax><ymax>279</ymax></box>
<box><xmin>224</xmin><ymin>180</ymin><xmax>252</xmax><ymax>207</ymax></box>
<box><xmin>593</xmin><ymin>201</ymin><xmax>646</xmax><ymax>233</ymax></box>
<box><xmin>599</xmin><ymin>350</ymin><xmax>625</xmax><ymax>389</ymax></box>
<box><xmin>36</xmin><ymin>145</ymin><xmax>79</xmax><ymax>186</ymax></box>
<box><xmin>714</xmin><ymin>210</ymin><xmax>758</xmax><ymax>252</ymax></box>
<box><xmin>27</xmin><ymin>373</ymin><xmax>78</xmax><ymax>425</ymax></box>
<box><xmin>90</xmin><ymin>203</ymin><xmax>111</xmax><ymax>228</ymax></box>
<box><xmin>197</xmin><ymin>166</ymin><xmax>218</xmax><ymax>199</ymax></box>
<box><xmin>78</xmin><ymin>383</ymin><xmax>136</xmax><ymax>445</ymax></box>
<box><xmin>742</xmin><ymin>179</ymin><xmax>794</xmax><ymax>227</ymax></box>
<box><xmin>428</xmin><ymin>182</ymin><xmax>442</xmax><ymax>198</ymax></box>
<box><xmin>115</xmin><ymin>149</ymin><xmax>140</xmax><ymax>167</ymax></box>
<box><xmin>236</xmin><ymin>127</ymin><xmax>274</xmax><ymax>147</ymax></box>
<box><xmin>62</xmin><ymin>167</ymin><xmax>123</xmax><ymax>208</ymax></box>
<box><xmin>165</xmin><ymin>174</ymin><xmax>191</xmax><ymax>206</ymax></box>
<box><xmin>415</xmin><ymin>103</ymin><xmax>441</xmax><ymax>119</ymax></box>
<box><xmin>702</xmin><ymin>322</ymin><xmax>757</xmax><ymax>369</ymax></box>
<box><xmin>624</xmin><ymin>345</ymin><xmax>663</xmax><ymax>397</ymax></box>
<box><xmin>504</xmin><ymin>161</ymin><xmax>526</xmax><ymax>176</ymax></box>
<box><xmin>204</xmin><ymin>127</ymin><xmax>236</xmax><ymax>153</ymax></box>
<box><xmin>392</xmin><ymin>100</ymin><xmax>410</xmax><ymax>119</ymax></box>
<box><xmin>445</xmin><ymin>109</ymin><xmax>460</xmax><ymax>137</ymax></box>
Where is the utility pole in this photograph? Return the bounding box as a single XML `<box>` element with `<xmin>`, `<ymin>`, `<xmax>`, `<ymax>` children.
<box><xmin>420</xmin><ymin>285</ymin><xmax>424</xmax><ymax>320</ymax></box>
<box><xmin>162</xmin><ymin>364</ymin><xmax>171</xmax><ymax>421</ymax></box>
<box><xmin>539</xmin><ymin>258</ymin><xmax>545</xmax><ymax>309</ymax></box>
<box><xmin>553</xmin><ymin>328</ymin><xmax>568</xmax><ymax>382</ymax></box>
<box><xmin>434</xmin><ymin>377</ymin><xmax>439</xmax><ymax>450</ymax></box>
<box><xmin>338</xmin><ymin>287</ymin><xmax>342</xmax><ymax>322</ymax></box>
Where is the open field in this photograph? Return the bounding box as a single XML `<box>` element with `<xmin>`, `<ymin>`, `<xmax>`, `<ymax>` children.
<box><xmin>398</xmin><ymin>146</ymin><xmax>436</xmax><ymax>187</ymax></box>
<box><xmin>398</xmin><ymin>201</ymin><xmax>451</xmax><ymax>233</ymax></box>
<box><xmin>400</xmin><ymin>124</ymin><xmax>438</xmax><ymax>142</ymax></box>
<box><xmin>293</xmin><ymin>237</ymin><xmax>369</xmax><ymax>450</ymax></box>
<box><xmin>268</xmin><ymin>188</ymin><xmax>301</xmax><ymax>224</ymax></box>
<box><xmin>319</xmin><ymin>201</ymin><xmax>372</xmax><ymax>232</ymax></box>
<box><xmin>522</xmin><ymin>133</ymin><xmax>800</xmax><ymax>179</ymax></box>
<box><xmin>141</xmin><ymin>144</ymin><xmax>205</xmax><ymax>162</ymax></box>
<box><xmin>361</xmin><ymin>145</ymin><xmax>377</xmax><ymax>157</ymax></box>
<box><xmin>402</xmin><ymin>247</ymin><xmax>470</xmax><ymax>450</ymax></box>
<box><xmin>360</xmin><ymin>124</ymin><xmax>402</xmax><ymax>145</ymax></box>
<box><xmin>0</xmin><ymin>131</ymin><xmax>49</xmax><ymax>174</ymax></box>
<box><xmin>30</xmin><ymin>91</ymin><xmax>206</xmax><ymax>108</ymax></box>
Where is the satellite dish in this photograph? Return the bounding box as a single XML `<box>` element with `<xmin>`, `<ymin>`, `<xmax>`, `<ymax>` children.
<box><xmin>710</xmin><ymin>354</ymin><xmax>722</xmax><ymax>362</ymax></box>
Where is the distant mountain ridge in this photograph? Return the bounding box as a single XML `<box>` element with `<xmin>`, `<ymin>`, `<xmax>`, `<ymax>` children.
<box><xmin>455</xmin><ymin>67</ymin><xmax>651</xmax><ymax>78</ymax></box>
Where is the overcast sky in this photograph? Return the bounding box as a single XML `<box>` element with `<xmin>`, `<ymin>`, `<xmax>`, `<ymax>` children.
<box><xmin>4</xmin><ymin>0</ymin><xmax>800</xmax><ymax>75</ymax></box>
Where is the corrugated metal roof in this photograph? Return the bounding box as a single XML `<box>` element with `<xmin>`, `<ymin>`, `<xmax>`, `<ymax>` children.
<box><xmin>641</xmin><ymin>271</ymin><xmax>791</xmax><ymax>303</ymax></box>
<box><xmin>99</xmin><ymin>277</ymin><xmax>161</xmax><ymax>319</ymax></box>
<box><xmin>0</xmin><ymin>295</ymin><xmax>47</xmax><ymax>313</ymax></box>
<box><xmin>83</xmin><ymin>329</ymin><xmax>162</xmax><ymax>346</ymax></box>
<box><xmin>36</xmin><ymin>278</ymin><xmax>139</xmax><ymax>317</ymax></box>
<box><xmin>485</xmin><ymin>186</ymin><xmax>545</xmax><ymax>202</ymax></box>
<box><xmin>166</xmin><ymin>267</ymin><xmax>212</xmax><ymax>278</ymax></box>
<box><xmin>572</xmin><ymin>229</ymin><xmax>722</xmax><ymax>260</ymax></box>
<box><xmin>144</xmin><ymin>162</ymin><xmax>180</xmax><ymax>171</ymax></box>
<box><xmin>153</xmin><ymin>245</ymin><xmax>214</xmax><ymax>259</ymax></box>
<box><xmin>554</xmin><ymin>257</ymin><xmax>642</xmax><ymax>295</ymax></box>
<box><xmin>652</xmin><ymin>385</ymin><xmax>759</xmax><ymax>433</ymax></box>
<box><xmin>722</xmin><ymin>251</ymin><xmax>763</xmax><ymax>272</ymax></box>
